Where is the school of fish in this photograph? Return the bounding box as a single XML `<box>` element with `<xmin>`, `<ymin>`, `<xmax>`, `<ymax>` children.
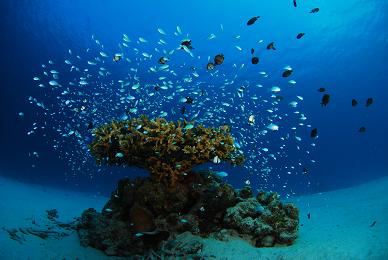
<box><xmin>24</xmin><ymin>4</ymin><xmax>373</xmax><ymax>196</ymax></box>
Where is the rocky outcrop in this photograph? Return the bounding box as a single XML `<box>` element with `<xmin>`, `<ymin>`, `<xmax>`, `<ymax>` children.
<box><xmin>77</xmin><ymin>171</ymin><xmax>299</xmax><ymax>256</ymax></box>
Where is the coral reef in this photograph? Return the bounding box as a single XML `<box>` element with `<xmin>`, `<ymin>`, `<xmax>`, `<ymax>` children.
<box><xmin>224</xmin><ymin>191</ymin><xmax>299</xmax><ymax>247</ymax></box>
<box><xmin>77</xmin><ymin>171</ymin><xmax>299</xmax><ymax>256</ymax></box>
<box><xmin>89</xmin><ymin>116</ymin><xmax>244</xmax><ymax>186</ymax></box>
<box><xmin>80</xmin><ymin>117</ymin><xmax>298</xmax><ymax>256</ymax></box>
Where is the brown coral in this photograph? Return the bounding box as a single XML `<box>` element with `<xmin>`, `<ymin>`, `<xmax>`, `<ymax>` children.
<box><xmin>89</xmin><ymin>116</ymin><xmax>244</xmax><ymax>186</ymax></box>
<box><xmin>129</xmin><ymin>203</ymin><xmax>156</xmax><ymax>233</ymax></box>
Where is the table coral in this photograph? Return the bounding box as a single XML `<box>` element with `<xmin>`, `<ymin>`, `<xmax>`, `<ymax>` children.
<box><xmin>89</xmin><ymin>116</ymin><xmax>244</xmax><ymax>186</ymax></box>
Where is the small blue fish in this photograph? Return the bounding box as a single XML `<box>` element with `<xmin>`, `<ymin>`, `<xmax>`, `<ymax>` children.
<box><xmin>185</xmin><ymin>124</ymin><xmax>194</xmax><ymax>130</ymax></box>
<box><xmin>115</xmin><ymin>152</ymin><xmax>124</xmax><ymax>158</ymax></box>
<box><xmin>255</xmin><ymin>205</ymin><xmax>265</xmax><ymax>213</ymax></box>
<box><xmin>215</xmin><ymin>171</ymin><xmax>228</xmax><ymax>178</ymax></box>
<box><xmin>120</xmin><ymin>113</ymin><xmax>128</xmax><ymax>120</ymax></box>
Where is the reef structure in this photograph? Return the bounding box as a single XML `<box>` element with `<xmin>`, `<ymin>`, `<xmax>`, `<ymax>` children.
<box><xmin>89</xmin><ymin>116</ymin><xmax>244</xmax><ymax>186</ymax></box>
<box><xmin>78</xmin><ymin>117</ymin><xmax>299</xmax><ymax>257</ymax></box>
<box><xmin>77</xmin><ymin>171</ymin><xmax>299</xmax><ymax>256</ymax></box>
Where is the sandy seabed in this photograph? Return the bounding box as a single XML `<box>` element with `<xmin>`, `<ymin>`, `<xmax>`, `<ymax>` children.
<box><xmin>0</xmin><ymin>175</ymin><xmax>387</xmax><ymax>260</ymax></box>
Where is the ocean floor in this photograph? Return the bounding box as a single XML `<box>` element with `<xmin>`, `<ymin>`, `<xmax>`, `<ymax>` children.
<box><xmin>0</xmin><ymin>175</ymin><xmax>387</xmax><ymax>260</ymax></box>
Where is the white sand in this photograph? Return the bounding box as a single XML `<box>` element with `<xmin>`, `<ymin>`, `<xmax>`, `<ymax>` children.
<box><xmin>0</xmin><ymin>175</ymin><xmax>387</xmax><ymax>260</ymax></box>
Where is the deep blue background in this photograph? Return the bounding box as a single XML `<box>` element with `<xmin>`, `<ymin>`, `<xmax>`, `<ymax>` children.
<box><xmin>1</xmin><ymin>0</ymin><xmax>387</xmax><ymax>196</ymax></box>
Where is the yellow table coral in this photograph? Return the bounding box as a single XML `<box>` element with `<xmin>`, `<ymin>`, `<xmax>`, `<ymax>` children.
<box><xmin>89</xmin><ymin>116</ymin><xmax>244</xmax><ymax>186</ymax></box>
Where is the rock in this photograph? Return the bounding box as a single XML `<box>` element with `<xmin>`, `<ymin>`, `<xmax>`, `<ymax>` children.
<box><xmin>209</xmin><ymin>229</ymin><xmax>234</xmax><ymax>242</ymax></box>
<box><xmin>46</xmin><ymin>209</ymin><xmax>58</xmax><ymax>220</ymax></box>
<box><xmin>238</xmin><ymin>186</ymin><xmax>253</xmax><ymax>199</ymax></box>
<box><xmin>261</xmin><ymin>235</ymin><xmax>275</xmax><ymax>247</ymax></box>
<box><xmin>284</xmin><ymin>204</ymin><xmax>299</xmax><ymax>220</ymax></box>
<box><xmin>129</xmin><ymin>203</ymin><xmax>156</xmax><ymax>233</ymax></box>
<box><xmin>224</xmin><ymin>199</ymin><xmax>258</xmax><ymax>227</ymax></box>
<box><xmin>203</xmin><ymin>183</ymin><xmax>236</xmax><ymax>212</ymax></box>
<box><xmin>76</xmin><ymin>171</ymin><xmax>300</xmax><ymax>256</ymax></box>
<box><xmin>253</xmin><ymin>221</ymin><xmax>273</xmax><ymax>237</ymax></box>
<box><xmin>278</xmin><ymin>231</ymin><xmax>298</xmax><ymax>245</ymax></box>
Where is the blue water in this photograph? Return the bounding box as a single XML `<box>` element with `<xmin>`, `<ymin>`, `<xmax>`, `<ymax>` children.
<box><xmin>1</xmin><ymin>0</ymin><xmax>387</xmax><ymax>197</ymax></box>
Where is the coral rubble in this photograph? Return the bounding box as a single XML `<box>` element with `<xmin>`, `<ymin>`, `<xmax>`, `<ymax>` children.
<box><xmin>89</xmin><ymin>117</ymin><xmax>244</xmax><ymax>186</ymax></box>
<box><xmin>77</xmin><ymin>171</ymin><xmax>299</xmax><ymax>256</ymax></box>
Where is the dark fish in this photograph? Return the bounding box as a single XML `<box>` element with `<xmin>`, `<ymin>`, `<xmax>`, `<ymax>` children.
<box><xmin>293</xmin><ymin>0</ymin><xmax>297</xmax><ymax>7</ymax></box>
<box><xmin>303</xmin><ymin>167</ymin><xmax>309</xmax><ymax>175</ymax></box>
<box><xmin>154</xmin><ymin>85</ymin><xmax>160</xmax><ymax>91</ymax></box>
<box><xmin>206</xmin><ymin>62</ymin><xmax>215</xmax><ymax>70</ymax></box>
<box><xmin>247</xmin><ymin>16</ymin><xmax>260</xmax><ymax>26</ymax></box>
<box><xmin>321</xmin><ymin>94</ymin><xmax>330</xmax><ymax>106</ymax></box>
<box><xmin>200</xmin><ymin>89</ymin><xmax>205</xmax><ymax>96</ymax></box>
<box><xmin>181</xmin><ymin>106</ymin><xmax>186</xmax><ymax>115</ymax></box>
<box><xmin>158</xmin><ymin>57</ymin><xmax>168</xmax><ymax>64</ymax></box>
<box><xmin>297</xmin><ymin>33</ymin><xmax>305</xmax><ymax>39</ymax></box>
<box><xmin>251</xmin><ymin>48</ymin><xmax>255</xmax><ymax>54</ymax></box>
<box><xmin>310</xmin><ymin>8</ymin><xmax>320</xmax><ymax>13</ymax></box>
<box><xmin>87</xmin><ymin>122</ymin><xmax>94</xmax><ymax>130</ymax></box>
<box><xmin>214</xmin><ymin>54</ymin><xmax>224</xmax><ymax>65</ymax></box>
<box><xmin>251</xmin><ymin>57</ymin><xmax>259</xmax><ymax>64</ymax></box>
<box><xmin>370</xmin><ymin>221</ymin><xmax>376</xmax><ymax>227</ymax></box>
<box><xmin>352</xmin><ymin>99</ymin><xmax>358</xmax><ymax>106</ymax></box>
<box><xmin>307</xmin><ymin>213</ymin><xmax>311</xmax><ymax>219</ymax></box>
<box><xmin>282</xmin><ymin>69</ymin><xmax>293</xmax><ymax>78</ymax></box>
<box><xmin>318</xmin><ymin>88</ymin><xmax>326</xmax><ymax>92</ymax></box>
<box><xmin>366</xmin><ymin>97</ymin><xmax>373</xmax><ymax>107</ymax></box>
<box><xmin>267</xmin><ymin>42</ymin><xmax>276</xmax><ymax>50</ymax></box>
<box><xmin>185</xmin><ymin>96</ymin><xmax>194</xmax><ymax>104</ymax></box>
<box><xmin>359</xmin><ymin>127</ymin><xmax>366</xmax><ymax>133</ymax></box>
<box><xmin>310</xmin><ymin>128</ymin><xmax>318</xmax><ymax>138</ymax></box>
<box><xmin>181</xmin><ymin>40</ymin><xmax>194</xmax><ymax>50</ymax></box>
